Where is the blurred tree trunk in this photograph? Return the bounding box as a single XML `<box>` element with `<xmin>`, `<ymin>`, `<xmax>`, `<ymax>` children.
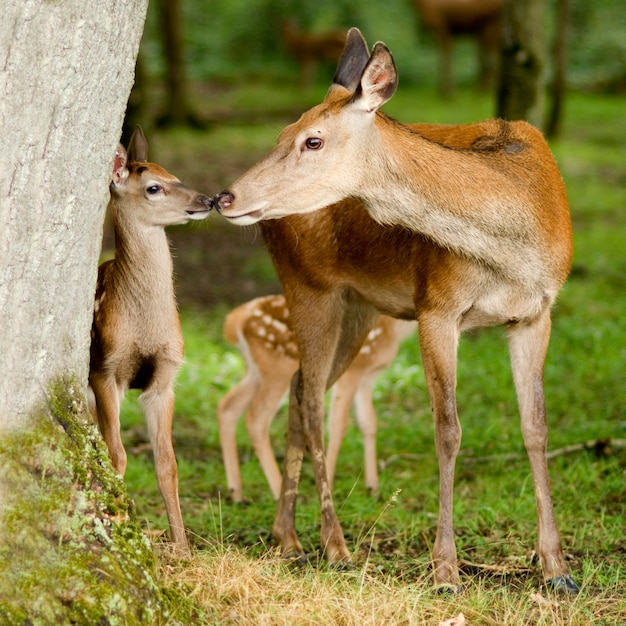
<box><xmin>157</xmin><ymin>0</ymin><xmax>203</xmax><ymax>128</ymax></box>
<box><xmin>496</xmin><ymin>0</ymin><xmax>546</xmax><ymax>127</ymax></box>
<box><xmin>0</xmin><ymin>1</ymin><xmax>167</xmax><ymax>622</ymax></box>
<box><xmin>546</xmin><ymin>0</ymin><xmax>571</xmax><ymax>138</ymax></box>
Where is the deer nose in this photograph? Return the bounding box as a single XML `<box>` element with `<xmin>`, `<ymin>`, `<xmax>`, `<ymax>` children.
<box><xmin>214</xmin><ymin>191</ymin><xmax>234</xmax><ymax>212</ymax></box>
<box><xmin>199</xmin><ymin>195</ymin><xmax>214</xmax><ymax>210</ymax></box>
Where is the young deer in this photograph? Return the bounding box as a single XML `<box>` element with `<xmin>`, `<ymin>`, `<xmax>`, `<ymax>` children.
<box><xmin>218</xmin><ymin>294</ymin><xmax>415</xmax><ymax>502</ymax></box>
<box><xmin>88</xmin><ymin>126</ymin><xmax>212</xmax><ymax>548</ymax></box>
<box><xmin>214</xmin><ymin>29</ymin><xmax>578</xmax><ymax>592</ymax></box>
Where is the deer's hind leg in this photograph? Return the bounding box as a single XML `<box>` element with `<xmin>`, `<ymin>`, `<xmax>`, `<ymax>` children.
<box><xmin>508</xmin><ymin>310</ymin><xmax>578</xmax><ymax>594</ymax></box>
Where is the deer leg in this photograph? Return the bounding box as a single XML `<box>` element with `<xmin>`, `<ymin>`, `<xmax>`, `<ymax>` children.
<box><xmin>419</xmin><ymin>313</ymin><xmax>461</xmax><ymax>590</ymax></box>
<box><xmin>217</xmin><ymin>371</ymin><xmax>259</xmax><ymax>502</ymax></box>
<box><xmin>141</xmin><ymin>380</ymin><xmax>187</xmax><ymax>548</ymax></box>
<box><xmin>246</xmin><ymin>375</ymin><xmax>291</xmax><ymax>500</ymax></box>
<box><xmin>353</xmin><ymin>376</ymin><xmax>379</xmax><ymax>495</ymax></box>
<box><xmin>272</xmin><ymin>369</ymin><xmax>307</xmax><ymax>559</ymax></box>
<box><xmin>89</xmin><ymin>373</ymin><xmax>127</xmax><ymax>475</ymax></box>
<box><xmin>326</xmin><ymin>376</ymin><xmax>358</xmax><ymax>490</ymax></box>
<box><xmin>508</xmin><ymin>310</ymin><xmax>578</xmax><ymax>594</ymax></box>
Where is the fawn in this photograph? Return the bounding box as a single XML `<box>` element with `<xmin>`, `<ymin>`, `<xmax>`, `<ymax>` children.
<box><xmin>218</xmin><ymin>294</ymin><xmax>415</xmax><ymax>502</ymax></box>
<box><xmin>88</xmin><ymin>126</ymin><xmax>212</xmax><ymax>547</ymax></box>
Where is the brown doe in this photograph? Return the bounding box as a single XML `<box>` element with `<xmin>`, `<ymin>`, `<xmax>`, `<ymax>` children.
<box><xmin>413</xmin><ymin>0</ymin><xmax>502</xmax><ymax>97</ymax></box>
<box><xmin>214</xmin><ymin>28</ymin><xmax>578</xmax><ymax>593</ymax></box>
<box><xmin>218</xmin><ymin>294</ymin><xmax>415</xmax><ymax>502</ymax></box>
<box><xmin>88</xmin><ymin>126</ymin><xmax>212</xmax><ymax>548</ymax></box>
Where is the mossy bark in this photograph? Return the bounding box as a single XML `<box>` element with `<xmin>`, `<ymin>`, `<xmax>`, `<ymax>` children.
<box><xmin>0</xmin><ymin>377</ymin><xmax>169</xmax><ymax>624</ymax></box>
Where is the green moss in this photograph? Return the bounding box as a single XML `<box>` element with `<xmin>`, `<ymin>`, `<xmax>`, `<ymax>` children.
<box><xmin>0</xmin><ymin>376</ymin><xmax>170</xmax><ymax>625</ymax></box>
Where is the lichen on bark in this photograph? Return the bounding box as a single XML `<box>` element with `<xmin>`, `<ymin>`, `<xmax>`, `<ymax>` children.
<box><xmin>0</xmin><ymin>376</ymin><xmax>168</xmax><ymax>624</ymax></box>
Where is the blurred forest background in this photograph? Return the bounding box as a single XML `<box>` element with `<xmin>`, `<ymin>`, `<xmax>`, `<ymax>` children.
<box><xmin>131</xmin><ymin>0</ymin><xmax>626</xmax><ymax>133</ymax></box>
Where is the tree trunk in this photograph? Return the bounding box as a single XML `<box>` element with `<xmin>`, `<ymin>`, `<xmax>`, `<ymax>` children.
<box><xmin>496</xmin><ymin>0</ymin><xmax>546</xmax><ymax>127</ymax></box>
<box><xmin>0</xmin><ymin>1</ymin><xmax>167</xmax><ymax>622</ymax></box>
<box><xmin>545</xmin><ymin>0</ymin><xmax>571</xmax><ymax>138</ymax></box>
<box><xmin>156</xmin><ymin>0</ymin><xmax>202</xmax><ymax>128</ymax></box>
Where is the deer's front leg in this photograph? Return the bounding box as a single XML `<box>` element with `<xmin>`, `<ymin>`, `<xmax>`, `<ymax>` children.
<box><xmin>302</xmin><ymin>382</ymin><xmax>351</xmax><ymax>565</ymax></box>
<box><xmin>508</xmin><ymin>310</ymin><xmax>578</xmax><ymax>593</ymax></box>
<box><xmin>272</xmin><ymin>371</ymin><xmax>307</xmax><ymax>559</ymax></box>
<box><xmin>89</xmin><ymin>373</ymin><xmax>127</xmax><ymax>475</ymax></box>
<box><xmin>141</xmin><ymin>379</ymin><xmax>187</xmax><ymax>549</ymax></box>
<box><xmin>419</xmin><ymin>314</ymin><xmax>461</xmax><ymax>590</ymax></box>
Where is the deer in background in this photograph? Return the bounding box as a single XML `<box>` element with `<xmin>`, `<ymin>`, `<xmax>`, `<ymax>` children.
<box><xmin>413</xmin><ymin>0</ymin><xmax>502</xmax><ymax>97</ymax></box>
<box><xmin>218</xmin><ymin>294</ymin><xmax>416</xmax><ymax>502</ymax></box>
<box><xmin>88</xmin><ymin>126</ymin><xmax>212</xmax><ymax>548</ymax></box>
<box><xmin>280</xmin><ymin>20</ymin><xmax>347</xmax><ymax>90</ymax></box>
<box><xmin>215</xmin><ymin>28</ymin><xmax>578</xmax><ymax>592</ymax></box>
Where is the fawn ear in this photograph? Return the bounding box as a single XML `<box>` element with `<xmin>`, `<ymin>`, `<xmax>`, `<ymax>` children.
<box><xmin>352</xmin><ymin>42</ymin><xmax>398</xmax><ymax>113</ymax></box>
<box><xmin>126</xmin><ymin>125</ymin><xmax>148</xmax><ymax>163</ymax></box>
<box><xmin>332</xmin><ymin>27</ymin><xmax>371</xmax><ymax>93</ymax></box>
<box><xmin>112</xmin><ymin>143</ymin><xmax>129</xmax><ymax>185</ymax></box>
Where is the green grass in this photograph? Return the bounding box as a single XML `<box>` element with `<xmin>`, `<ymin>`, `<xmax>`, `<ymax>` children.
<box><xmin>119</xmin><ymin>86</ymin><xmax>626</xmax><ymax>623</ymax></box>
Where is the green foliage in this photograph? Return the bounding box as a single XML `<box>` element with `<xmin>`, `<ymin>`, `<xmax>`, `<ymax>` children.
<box><xmin>140</xmin><ymin>0</ymin><xmax>626</xmax><ymax>90</ymax></box>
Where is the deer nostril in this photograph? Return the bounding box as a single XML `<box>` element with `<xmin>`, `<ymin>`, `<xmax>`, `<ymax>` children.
<box><xmin>215</xmin><ymin>192</ymin><xmax>234</xmax><ymax>212</ymax></box>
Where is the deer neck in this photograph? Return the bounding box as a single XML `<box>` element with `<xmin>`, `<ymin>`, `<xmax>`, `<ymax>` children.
<box><xmin>111</xmin><ymin>217</ymin><xmax>176</xmax><ymax>307</ymax></box>
<box><xmin>357</xmin><ymin>118</ymin><xmax>555</xmax><ymax>286</ymax></box>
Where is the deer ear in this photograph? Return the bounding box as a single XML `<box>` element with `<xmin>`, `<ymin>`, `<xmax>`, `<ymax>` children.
<box><xmin>352</xmin><ymin>42</ymin><xmax>398</xmax><ymax>112</ymax></box>
<box><xmin>126</xmin><ymin>125</ymin><xmax>148</xmax><ymax>163</ymax></box>
<box><xmin>331</xmin><ymin>27</ymin><xmax>370</xmax><ymax>93</ymax></box>
<box><xmin>112</xmin><ymin>143</ymin><xmax>129</xmax><ymax>185</ymax></box>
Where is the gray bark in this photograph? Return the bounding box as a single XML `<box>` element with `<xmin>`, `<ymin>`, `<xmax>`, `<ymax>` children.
<box><xmin>0</xmin><ymin>0</ymin><xmax>148</xmax><ymax>427</ymax></box>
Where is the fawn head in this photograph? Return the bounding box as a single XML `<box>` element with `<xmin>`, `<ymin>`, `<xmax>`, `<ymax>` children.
<box><xmin>215</xmin><ymin>28</ymin><xmax>398</xmax><ymax>225</ymax></box>
<box><xmin>112</xmin><ymin>126</ymin><xmax>213</xmax><ymax>226</ymax></box>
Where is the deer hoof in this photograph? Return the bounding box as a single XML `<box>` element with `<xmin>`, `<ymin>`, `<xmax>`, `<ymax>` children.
<box><xmin>433</xmin><ymin>583</ymin><xmax>462</xmax><ymax>596</ymax></box>
<box><xmin>546</xmin><ymin>575</ymin><xmax>580</xmax><ymax>594</ymax></box>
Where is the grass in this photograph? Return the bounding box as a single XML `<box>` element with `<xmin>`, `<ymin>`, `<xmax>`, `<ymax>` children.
<box><xmin>119</xmin><ymin>84</ymin><xmax>626</xmax><ymax>623</ymax></box>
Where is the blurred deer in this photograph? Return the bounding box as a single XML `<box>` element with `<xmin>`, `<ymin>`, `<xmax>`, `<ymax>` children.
<box><xmin>88</xmin><ymin>126</ymin><xmax>212</xmax><ymax>548</ymax></box>
<box><xmin>280</xmin><ymin>20</ymin><xmax>347</xmax><ymax>90</ymax></box>
<box><xmin>215</xmin><ymin>28</ymin><xmax>578</xmax><ymax>592</ymax></box>
<box><xmin>218</xmin><ymin>294</ymin><xmax>415</xmax><ymax>502</ymax></box>
<box><xmin>413</xmin><ymin>0</ymin><xmax>502</xmax><ymax>97</ymax></box>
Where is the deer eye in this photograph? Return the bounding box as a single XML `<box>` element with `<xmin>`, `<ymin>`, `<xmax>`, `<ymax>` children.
<box><xmin>304</xmin><ymin>137</ymin><xmax>323</xmax><ymax>150</ymax></box>
<box><xmin>146</xmin><ymin>185</ymin><xmax>163</xmax><ymax>195</ymax></box>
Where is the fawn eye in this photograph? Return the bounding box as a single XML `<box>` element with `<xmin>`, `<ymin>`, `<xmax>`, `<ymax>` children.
<box><xmin>304</xmin><ymin>137</ymin><xmax>323</xmax><ymax>150</ymax></box>
<box><xmin>146</xmin><ymin>185</ymin><xmax>162</xmax><ymax>195</ymax></box>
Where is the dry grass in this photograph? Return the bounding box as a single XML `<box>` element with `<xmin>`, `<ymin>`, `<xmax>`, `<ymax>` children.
<box><xmin>155</xmin><ymin>541</ymin><xmax>624</xmax><ymax>625</ymax></box>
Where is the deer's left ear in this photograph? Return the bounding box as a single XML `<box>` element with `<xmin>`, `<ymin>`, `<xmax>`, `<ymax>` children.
<box><xmin>352</xmin><ymin>42</ymin><xmax>398</xmax><ymax>113</ymax></box>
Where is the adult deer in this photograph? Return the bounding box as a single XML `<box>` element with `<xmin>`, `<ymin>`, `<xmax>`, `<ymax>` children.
<box><xmin>413</xmin><ymin>0</ymin><xmax>502</xmax><ymax>97</ymax></box>
<box><xmin>218</xmin><ymin>294</ymin><xmax>415</xmax><ymax>502</ymax></box>
<box><xmin>280</xmin><ymin>20</ymin><xmax>347</xmax><ymax>90</ymax></box>
<box><xmin>214</xmin><ymin>29</ymin><xmax>577</xmax><ymax>592</ymax></box>
<box><xmin>88</xmin><ymin>126</ymin><xmax>212</xmax><ymax>548</ymax></box>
